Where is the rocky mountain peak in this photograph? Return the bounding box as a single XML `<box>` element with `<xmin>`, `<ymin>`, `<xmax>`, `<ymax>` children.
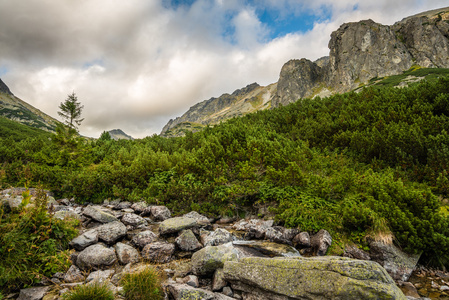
<box><xmin>0</xmin><ymin>78</ymin><xmax>13</xmax><ymax>95</ymax></box>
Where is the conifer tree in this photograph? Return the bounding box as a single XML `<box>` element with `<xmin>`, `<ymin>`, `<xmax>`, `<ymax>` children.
<box><xmin>58</xmin><ymin>92</ymin><xmax>84</xmax><ymax>130</ymax></box>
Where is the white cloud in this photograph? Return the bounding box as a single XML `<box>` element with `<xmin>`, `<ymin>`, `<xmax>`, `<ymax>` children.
<box><xmin>0</xmin><ymin>0</ymin><xmax>448</xmax><ymax>138</ymax></box>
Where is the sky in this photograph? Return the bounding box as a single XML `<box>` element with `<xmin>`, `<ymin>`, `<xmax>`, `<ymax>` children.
<box><xmin>0</xmin><ymin>0</ymin><xmax>448</xmax><ymax>138</ymax></box>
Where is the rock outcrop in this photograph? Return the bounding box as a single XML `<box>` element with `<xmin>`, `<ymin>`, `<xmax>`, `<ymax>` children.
<box><xmin>223</xmin><ymin>256</ymin><xmax>407</xmax><ymax>299</ymax></box>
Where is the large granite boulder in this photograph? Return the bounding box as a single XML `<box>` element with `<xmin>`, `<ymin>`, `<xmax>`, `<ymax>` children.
<box><xmin>159</xmin><ymin>217</ymin><xmax>197</xmax><ymax>235</ymax></box>
<box><xmin>190</xmin><ymin>242</ymin><xmax>242</xmax><ymax>276</ymax></box>
<box><xmin>76</xmin><ymin>243</ymin><xmax>117</xmax><ymax>270</ymax></box>
<box><xmin>369</xmin><ymin>240</ymin><xmax>421</xmax><ymax>282</ymax></box>
<box><xmin>121</xmin><ymin>213</ymin><xmax>147</xmax><ymax>227</ymax></box>
<box><xmin>83</xmin><ymin>205</ymin><xmax>118</xmax><ymax>223</ymax></box>
<box><xmin>114</xmin><ymin>242</ymin><xmax>140</xmax><ymax>265</ymax></box>
<box><xmin>310</xmin><ymin>229</ymin><xmax>332</xmax><ymax>256</ymax></box>
<box><xmin>150</xmin><ymin>205</ymin><xmax>171</xmax><ymax>221</ymax></box>
<box><xmin>166</xmin><ymin>283</ymin><xmax>215</xmax><ymax>300</ymax></box>
<box><xmin>175</xmin><ymin>229</ymin><xmax>203</xmax><ymax>251</ymax></box>
<box><xmin>202</xmin><ymin>228</ymin><xmax>235</xmax><ymax>246</ymax></box>
<box><xmin>223</xmin><ymin>256</ymin><xmax>406</xmax><ymax>300</ymax></box>
<box><xmin>63</xmin><ymin>265</ymin><xmax>85</xmax><ymax>283</ymax></box>
<box><xmin>132</xmin><ymin>230</ymin><xmax>158</xmax><ymax>249</ymax></box>
<box><xmin>141</xmin><ymin>242</ymin><xmax>175</xmax><ymax>263</ymax></box>
<box><xmin>17</xmin><ymin>286</ymin><xmax>50</xmax><ymax>300</ymax></box>
<box><xmin>96</xmin><ymin>221</ymin><xmax>127</xmax><ymax>244</ymax></box>
<box><xmin>69</xmin><ymin>229</ymin><xmax>98</xmax><ymax>251</ymax></box>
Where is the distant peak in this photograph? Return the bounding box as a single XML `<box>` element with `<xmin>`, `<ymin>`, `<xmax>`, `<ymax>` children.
<box><xmin>0</xmin><ymin>78</ymin><xmax>13</xmax><ymax>95</ymax></box>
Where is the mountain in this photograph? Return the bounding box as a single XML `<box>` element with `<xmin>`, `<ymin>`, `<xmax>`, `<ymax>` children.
<box><xmin>161</xmin><ymin>6</ymin><xmax>449</xmax><ymax>136</ymax></box>
<box><xmin>108</xmin><ymin>129</ymin><xmax>134</xmax><ymax>140</ymax></box>
<box><xmin>0</xmin><ymin>78</ymin><xmax>58</xmax><ymax>132</ymax></box>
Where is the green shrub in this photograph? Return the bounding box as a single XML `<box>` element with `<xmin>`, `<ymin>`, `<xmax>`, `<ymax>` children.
<box><xmin>121</xmin><ymin>266</ymin><xmax>163</xmax><ymax>300</ymax></box>
<box><xmin>0</xmin><ymin>189</ymin><xmax>78</xmax><ymax>293</ymax></box>
<box><xmin>61</xmin><ymin>282</ymin><xmax>114</xmax><ymax>300</ymax></box>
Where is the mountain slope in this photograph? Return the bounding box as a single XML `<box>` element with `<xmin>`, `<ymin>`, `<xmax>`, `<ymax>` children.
<box><xmin>161</xmin><ymin>6</ymin><xmax>449</xmax><ymax>136</ymax></box>
<box><xmin>108</xmin><ymin>129</ymin><xmax>134</xmax><ymax>140</ymax></box>
<box><xmin>0</xmin><ymin>79</ymin><xmax>58</xmax><ymax>132</ymax></box>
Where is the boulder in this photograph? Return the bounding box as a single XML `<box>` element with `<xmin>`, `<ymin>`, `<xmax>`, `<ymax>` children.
<box><xmin>85</xmin><ymin>269</ymin><xmax>115</xmax><ymax>283</ymax></box>
<box><xmin>202</xmin><ymin>228</ymin><xmax>235</xmax><ymax>246</ymax></box>
<box><xmin>76</xmin><ymin>243</ymin><xmax>117</xmax><ymax>270</ymax></box>
<box><xmin>131</xmin><ymin>230</ymin><xmax>158</xmax><ymax>248</ymax></box>
<box><xmin>69</xmin><ymin>229</ymin><xmax>98</xmax><ymax>251</ymax></box>
<box><xmin>159</xmin><ymin>217</ymin><xmax>197</xmax><ymax>235</ymax></box>
<box><xmin>232</xmin><ymin>240</ymin><xmax>301</xmax><ymax>257</ymax></box>
<box><xmin>150</xmin><ymin>205</ymin><xmax>171</xmax><ymax>221</ymax></box>
<box><xmin>213</xmin><ymin>268</ymin><xmax>227</xmax><ymax>291</ymax></box>
<box><xmin>264</xmin><ymin>226</ymin><xmax>299</xmax><ymax>245</ymax></box>
<box><xmin>369</xmin><ymin>240</ymin><xmax>421</xmax><ymax>282</ymax></box>
<box><xmin>96</xmin><ymin>221</ymin><xmax>127</xmax><ymax>244</ymax></box>
<box><xmin>310</xmin><ymin>229</ymin><xmax>332</xmax><ymax>256</ymax></box>
<box><xmin>116</xmin><ymin>201</ymin><xmax>132</xmax><ymax>210</ymax></box>
<box><xmin>182</xmin><ymin>275</ymin><xmax>199</xmax><ymax>288</ymax></box>
<box><xmin>175</xmin><ymin>229</ymin><xmax>203</xmax><ymax>251</ymax></box>
<box><xmin>63</xmin><ymin>265</ymin><xmax>85</xmax><ymax>283</ymax></box>
<box><xmin>232</xmin><ymin>219</ymin><xmax>274</xmax><ymax>239</ymax></box>
<box><xmin>83</xmin><ymin>205</ymin><xmax>118</xmax><ymax>223</ymax></box>
<box><xmin>114</xmin><ymin>242</ymin><xmax>140</xmax><ymax>264</ymax></box>
<box><xmin>131</xmin><ymin>201</ymin><xmax>148</xmax><ymax>213</ymax></box>
<box><xmin>183</xmin><ymin>211</ymin><xmax>211</xmax><ymax>225</ymax></box>
<box><xmin>17</xmin><ymin>286</ymin><xmax>50</xmax><ymax>300</ymax></box>
<box><xmin>292</xmin><ymin>231</ymin><xmax>311</xmax><ymax>248</ymax></box>
<box><xmin>224</xmin><ymin>256</ymin><xmax>406</xmax><ymax>300</ymax></box>
<box><xmin>53</xmin><ymin>210</ymin><xmax>82</xmax><ymax>221</ymax></box>
<box><xmin>190</xmin><ymin>242</ymin><xmax>242</xmax><ymax>276</ymax></box>
<box><xmin>121</xmin><ymin>213</ymin><xmax>147</xmax><ymax>227</ymax></box>
<box><xmin>344</xmin><ymin>244</ymin><xmax>371</xmax><ymax>261</ymax></box>
<box><xmin>141</xmin><ymin>242</ymin><xmax>175</xmax><ymax>263</ymax></box>
<box><xmin>167</xmin><ymin>283</ymin><xmax>215</xmax><ymax>300</ymax></box>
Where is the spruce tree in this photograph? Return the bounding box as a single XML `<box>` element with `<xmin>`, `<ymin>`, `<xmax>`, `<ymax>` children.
<box><xmin>58</xmin><ymin>92</ymin><xmax>84</xmax><ymax>130</ymax></box>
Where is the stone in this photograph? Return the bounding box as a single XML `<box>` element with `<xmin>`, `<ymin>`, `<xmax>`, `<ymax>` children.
<box><xmin>69</xmin><ymin>229</ymin><xmax>98</xmax><ymax>251</ymax></box>
<box><xmin>131</xmin><ymin>230</ymin><xmax>158</xmax><ymax>249</ymax></box>
<box><xmin>232</xmin><ymin>240</ymin><xmax>301</xmax><ymax>257</ymax></box>
<box><xmin>310</xmin><ymin>229</ymin><xmax>332</xmax><ymax>256</ymax></box>
<box><xmin>76</xmin><ymin>243</ymin><xmax>117</xmax><ymax>270</ymax></box>
<box><xmin>114</xmin><ymin>242</ymin><xmax>140</xmax><ymax>264</ymax></box>
<box><xmin>222</xmin><ymin>287</ymin><xmax>233</xmax><ymax>297</ymax></box>
<box><xmin>85</xmin><ymin>269</ymin><xmax>115</xmax><ymax>283</ymax></box>
<box><xmin>190</xmin><ymin>242</ymin><xmax>241</xmax><ymax>276</ymax></box>
<box><xmin>167</xmin><ymin>283</ymin><xmax>215</xmax><ymax>300</ymax></box>
<box><xmin>369</xmin><ymin>240</ymin><xmax>421</xmax><ymax>282</ymax></box>
<box><xmin>213</xmin><ymin>268</ymin><xmax>227</xmax><ymax>291</ymax></box>
<box><xmin>96</xmin><ymin>221</ymin><xmax>127</xmax><ymax>244</ymax></box>
<box><xmin>183</xmin><ymin>211</ymin><xmax>210</xmax><ymax>225</ymax></box>
<box><xmin>202</xmin><ymin>228</ymin><xmax>235</xmax><ymax>246</ymax></box>
<box><xmin>344</xmin><ymin>244</ymin><xmax>371</xmax><ymax>261</ymax></box>
<box><xmin>131</xmin><ymin>201</ymin><xmax>148</xmax><ymax>213</ymax></box>
<box><xmin>264</xmin><ymin>226</ymin><xmax>299</xmax><ymax>245</ymax></box>
<box><xmin>63</xmin><ymin>265</ymin><xmax>85</xmax><ymax>283</ymax></box>
<box><xmin>175</xmin><ymin>229</ymin><xmax>203</xmax><ymax>251</ymax></box>
<box><xmin>83</xmin><ymin>205</ymin><xmax>118</xmax><ymax>223</ymax></box>
<box><xmin>224</xmin><ymin>256</ymin><xmax>406</xmax><ymax>300</ymax></box>
<box><xmin>121</xmin><ymin>213</ymin><xmax>147</xmax><ymax>227</ymax></box>
<box><xmin>141</xmin><ymin>242</ymin><xmax>175</xmax><ymax>263</ymax></box>
<box><xmin>293</xmin><ymin>231</ymin><xmax>311</xmax><ymax>248</ymax></box>
<box><xmin>17</xmin><ymin>286</ymin><xmax>50</xmax><ymax>300</ymax></box>
<box><xmin>53</xmin><ymin>210</ymin><xmax>81</xmax><ymax>221</ymax></box>
<box><xmin>7</xmin><ymin>196</ymin><xmax>23</xmax><ymax>210</ymax></box>
<box><xmin>159</xmin><ymin>217</ymin><xmax>197</xmax><ymax>235</ymax></box>
<box><xmin>232</xmin><ymin>219</ymin><xmax>274</xmax><ymax>239</ymax></box>
<box><xmin>150</xmin><ymin>205</ymin><xmax>171</xmax><ymax>221</ymax></box>
<box><xmin>116</xmin><ymin>201</ymin><xmax>132</xmax><ymax>210</ymax></box>
<box><xmin>182</xmin><ymin>275</ymin><xmax>199</xmax><ymax>288</ymax></box>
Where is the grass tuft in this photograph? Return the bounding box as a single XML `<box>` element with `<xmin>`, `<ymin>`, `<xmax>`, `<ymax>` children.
<box><xmin>121</xmin><ymin>266</ymin><xmax>163</xmax><ymax>300</ymax></box>
<box><xmin>61</xmin><ymin>282</ymin><xmax>114</xmax><ymax>300</ymax></box>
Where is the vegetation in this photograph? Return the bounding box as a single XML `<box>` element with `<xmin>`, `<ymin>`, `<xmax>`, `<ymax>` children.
<box><xmin>121</xmin><ymin>266</ymin><xmax>163</xmax><ymax>300</ymax></box>
<box><xmin>61</xmin><ymin>282</ymin><xmax>115</xmax><ymax>300</ymax></box>
<box><xmin>58</xmin><ymin>92</ymin><xmax>84</xmax><ymax>130</ymax></box>
<box><xmin>1</xmin><ymin>76</ymin><xmax>449</xmax><ymax>270</ymax></box>
<box><xmin>0</xmin><ymin>189</ymin><xmax>78</xmax><ymax>292</ymax></box>
<box><xmin>0</xmin><ymin>116</ymin><xmax>52</xmax><ymax>141</ymax></box>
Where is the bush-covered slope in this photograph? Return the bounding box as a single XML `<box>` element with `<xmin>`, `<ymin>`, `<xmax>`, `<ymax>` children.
<box><xmin>1</xmin><ymin>77</ymin><xmax>449</xmax><ymax>267</ymax></box>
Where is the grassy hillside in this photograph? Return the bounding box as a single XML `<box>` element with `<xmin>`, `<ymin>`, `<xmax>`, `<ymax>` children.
<box><xmin>0</xmin><ymin>116</ymin><xmax>52</xmax><ymax>141</ymax></box>
<box><xmin>1</xmin><ymin>77</ymin><xmax>449</xmax><ymax>269</ymax></box>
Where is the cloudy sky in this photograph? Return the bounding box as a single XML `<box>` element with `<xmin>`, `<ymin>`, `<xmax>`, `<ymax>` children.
<box><xmin>0</xmin><ymin>0</ymin><xmax>448</xmax><ymax>138</ymax></box>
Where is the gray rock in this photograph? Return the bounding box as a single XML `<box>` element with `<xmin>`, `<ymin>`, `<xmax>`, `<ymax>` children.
<box><xmin>7</xmin><ymin>196</ymin><xmax>23</xmax><ymax>210</ymax></box>
<box><xmin>114</xmin><ymin>242</ymin><xmax>140</xmax><ymax>265</ymax></box>
<box><xmin>224</xmin><ymin>256</ymin><xmax>406</xmax><ymax>300</ymax></box>
<box><xmin>233</xmin><ymin>240</ymin><xmax>301</xmax><ymax>257</ymax></box>
<box><xmin>182</xmin><ymin>275</ymin><xmax>199</xmax><ymax>288</ymax></box>
<box><xmin>213</xmin><ymin>268</ymin><xmax>227</xmax><ymax>291</ymax></box>
<box><xmin>232</xmin><ymin>219</ymin><xmax>274</xmax><ymax>239</ymax></box>
<box><xmin>183</xmin><ymin>211</ymin><xmax>210</xmax><ymax>225</ymax></box>
<box><xmin>83</xmin><ymin>205</ymin><xmax>118</xmax><ymax>223</ymax></box>
<box><xmin>63</xmin><ymin>265</ymin><xmax>85</xmax><ymax>283</ymax></box>
<box><xmin>85</xmin><ymin>269</ymin><xmax>115</xmax><ymax>283</ymax></box>
<box><xmin>344</xmin><ymin>244</ymin><xmax>371</xmax><ymax>261</ymax></box>
<box><xmin>264</xmin><ymin>226</ymin><xmax>299</xmax><ymax>245</ymax></box>
<box><xmin>121</xmin><ymin>213</ymin><xmax>147</xmax><ymax>227</ymax></box>
<box><xmin>150</xmin><ymin>205</ymin><xmax>171</xmax><ymax>221</ymax></box>
<box><xmin>116</xmin><ymin>201</ymin><xmax>132</xmax><ymax>210</ymax></box>
<box><xmin>131</xmin><ymin>230</ymin><xmax>158</xmax><ymax>249</ymax></box>
<box><xmin>310</xmin><ymin>229</ymin><xmax>332</xmax><ymax>256</ymax></box>
<box><xmin>369</xmin><ymin>240</ymin><xmax>421</xmax><ymax>282</ymax></box>
<box><xmin>53</xmin><ymin>210</ymin><xmax>82</xmax><ymax>221</ymax></box>
<box><xmin>141</xmin><ymin>242</ymin><xmax>175</xmax><ymax>263</ymax></box>
<box><xmin>222</xmin><ymin>287</ymin><xmax>234</xmax><ymax>297</ymax></box>
<box><xmin>17</xmin><ymin>286</ymin><xmax>50</xmax><ymax>300</ymax></box>
<box><xmin>293</xmin><ymin>231</ymin><xmax>311</xmax><ymax>248</ymax></box>
<box><xmin>159</xmin><ymin>217</ymin><xmax>197</xmax><ymax>235</ymax></box>
<box><xmin>191</xmin><ymin>242</ymin><xmax>242</xmax><ymax>276</ymax></box>
<box><xmin>69</xmin><ymin>229</ymin><xmax>98</xmax><ymax>251</ymax></box>
<box><xmin>96</xmin><ymin>221</ymin><xmax>127</xmax><ymax>244</ymax></box>
<box><xmin>175</xmin><ymin>229</ymin><xmax>203</xmax><ymax>251</ymax></box>
<box><xmin>76</xmin><ymin>243</ymin><xmax>117</xmax><ymax>270</ymax></box>
<box><xmin>167</xmin><ymin>283</ymin><xmax>215</xmax><ymax>300</ymax></box>
<box><xmin>130</xmin><ymin>201</ymin><xmax>148</xmax><ymax>213</ymax></box>
<box><xmin>202</xmin><ymin>228</ymin><xmax>235</xmax><ymax>246</ymax></box>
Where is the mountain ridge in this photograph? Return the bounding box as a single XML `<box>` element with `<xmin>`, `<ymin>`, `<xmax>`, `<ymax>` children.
<box><xmin>161</xmin><ymin>6</ymin><xmax>449</xmax><ymax>137</ymax></box>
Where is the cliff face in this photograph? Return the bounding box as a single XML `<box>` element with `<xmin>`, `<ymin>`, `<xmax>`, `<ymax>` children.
<box><xmin>0</xmin><ymin>78</ymin><xmax>58</xmax><ymax>132</ymax></box>
<box><xmin>161</xmin><ymin>7</ymin><xmax>449</xmax><ymax>134</ymax></box>
<box><xmin>273</xmin><ymin>7</ymin><xmax>449</xmax><ymax>107</ymax></box>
